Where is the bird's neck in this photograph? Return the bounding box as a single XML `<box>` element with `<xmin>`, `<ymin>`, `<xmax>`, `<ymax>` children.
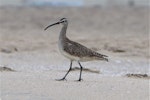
<box><xmin>59</xmin><ymin>24</ymin><xmax>68</xmax><ymax>40</ymax></box>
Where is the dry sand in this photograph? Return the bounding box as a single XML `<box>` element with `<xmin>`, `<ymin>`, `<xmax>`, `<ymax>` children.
<box><xmin>0</xmin><ymin>6</ymin><xmax>149</xmax><ymax>100</ymax></box>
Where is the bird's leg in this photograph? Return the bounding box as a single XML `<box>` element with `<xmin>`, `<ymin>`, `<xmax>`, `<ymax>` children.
<box><xmin>78</xmin><ymin>61</ymin><xmax>83</xmax><ymax>81</ymax></box>
<box><xmin>56</xmin><ymin>60</ymin><xmax>72</xmax><ymax>81</ymax></box>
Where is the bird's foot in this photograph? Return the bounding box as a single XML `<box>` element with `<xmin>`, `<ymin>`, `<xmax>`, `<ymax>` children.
<box><xmin>76</xmin><ymin>78</ymin><xmax>83</xmax><ymax>82</ymax></box>
<box><xmin>55</xmin><ymin>78</ymin><xmax>67</xmax><ymax>81</ymax></box>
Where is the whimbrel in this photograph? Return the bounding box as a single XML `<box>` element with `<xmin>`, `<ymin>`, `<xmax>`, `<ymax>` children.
<box><xmin>44</xmin><ymin>18</ymin><xmax>108</xmax><ymax>81</ymax></box>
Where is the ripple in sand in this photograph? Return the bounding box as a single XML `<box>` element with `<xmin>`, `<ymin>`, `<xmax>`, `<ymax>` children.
<box><xmin>0</xmin><ymin>47</ymin><xmax>18</xmax><ymax>53</ymax></box>
<box><xmin>126</xmin><ymin>73</ymin><xmax>149</xmax><ymax>79</ymax></box>
<box><xmin>0</xmin><ymin>66</ymin><xmax>15</xmax><ymax>72</ymax></box>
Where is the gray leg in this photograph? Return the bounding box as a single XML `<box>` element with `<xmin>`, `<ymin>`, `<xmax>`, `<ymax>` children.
<box><xmin>78</xmin><ymin>61</ymin><xmax>83</xmax><ymax>81</ymax></box>
<box><xmin>56</xmin><ymin>60</ymin><xmax>72</xmax><ymax>81</ymax></box>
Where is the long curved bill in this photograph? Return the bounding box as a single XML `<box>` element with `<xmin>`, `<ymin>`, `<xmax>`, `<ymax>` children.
<box><xmin>44</xmin><ymin>22</ymin><xmax>60</xmax><ymax>30</ymax></box>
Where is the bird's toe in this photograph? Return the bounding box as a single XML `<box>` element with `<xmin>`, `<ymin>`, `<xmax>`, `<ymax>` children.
<box><xmin>55</xmin><ymin>78</ymin><xmax>67</xmax><ymax>81</ymax></box>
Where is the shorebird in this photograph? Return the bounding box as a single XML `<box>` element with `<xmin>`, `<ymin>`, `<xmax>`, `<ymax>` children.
<box><xmin>44</xmin><ymin>18</ymin><xmax>108</xmax><ymax>81</ymax></box>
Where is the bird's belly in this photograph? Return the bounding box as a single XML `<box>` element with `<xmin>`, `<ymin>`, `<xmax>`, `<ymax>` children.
<box><xmin>59</xmin><ymin>48</ymin><xmax>80</xmax><ymax>61</ymax></box>
<box><xmin>60</xmin><ymin>51</ymin><xmax>97</xmax><ymax>62</ymax></box>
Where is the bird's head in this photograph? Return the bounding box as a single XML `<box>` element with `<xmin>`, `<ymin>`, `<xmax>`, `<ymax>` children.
<box><xmin>44</xmin><ymin>18</ymin><xmax>68</xmax><ymax>30</ymax></box>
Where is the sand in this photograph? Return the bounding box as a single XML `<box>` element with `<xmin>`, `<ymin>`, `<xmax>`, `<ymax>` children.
<box><xmin>0</xmin><ymin>6</ymin><xmax>149</xmax><ymax>100</ymax></box>
<box><xmin>1</xmin><ymin>71</ymin><xmax>149</xmax><ymax>100</ymax></box>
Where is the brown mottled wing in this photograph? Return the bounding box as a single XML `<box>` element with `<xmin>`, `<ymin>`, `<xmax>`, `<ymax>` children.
<box><xmin>64</xmin><ymin>39</ymin><xmax>108</xmax><ymax>59</ymax></box>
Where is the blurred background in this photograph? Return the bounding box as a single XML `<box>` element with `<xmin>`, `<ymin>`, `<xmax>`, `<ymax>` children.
<box><xmin>0</xmin><ymin>2</ymin><xmax>149</xmax><ymax>100</ymax></box>
<box><xmin>0</xmin><ymin>0</ymin><xmax>149</xmax><ymax>74</ymax></box>
<box><xmin>0</xmin><ymin>0</ymin><xmax>149</xmax><ymax>7</ymax></box>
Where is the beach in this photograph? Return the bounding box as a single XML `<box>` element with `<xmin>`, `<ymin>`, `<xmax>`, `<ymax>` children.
<box><xmin>0</xmin><ymin>6</ymin><xmax>149</xmax><ymax>100</ymax></box>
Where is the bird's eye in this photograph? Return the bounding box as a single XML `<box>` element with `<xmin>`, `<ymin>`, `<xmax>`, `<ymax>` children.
<box><xmin>60</xmin><ymin>20</ymin><xmax>66</xmax><ymax>23</ymax></box>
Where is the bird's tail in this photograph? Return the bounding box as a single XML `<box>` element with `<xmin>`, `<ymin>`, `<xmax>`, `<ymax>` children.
<box><xmin>98</xmin><ymin>56</ymin><xmax>109</xmax><ymax>62</ymax></box>
<box><xmin>102</xmin><ymin>57</ymin><xmax>109</xmax><ymax>62</ymax></box>
<box><xmin>93</xmin><ymin>52</ymin><xmax>109</xmax><ymax>62</ymax></box>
